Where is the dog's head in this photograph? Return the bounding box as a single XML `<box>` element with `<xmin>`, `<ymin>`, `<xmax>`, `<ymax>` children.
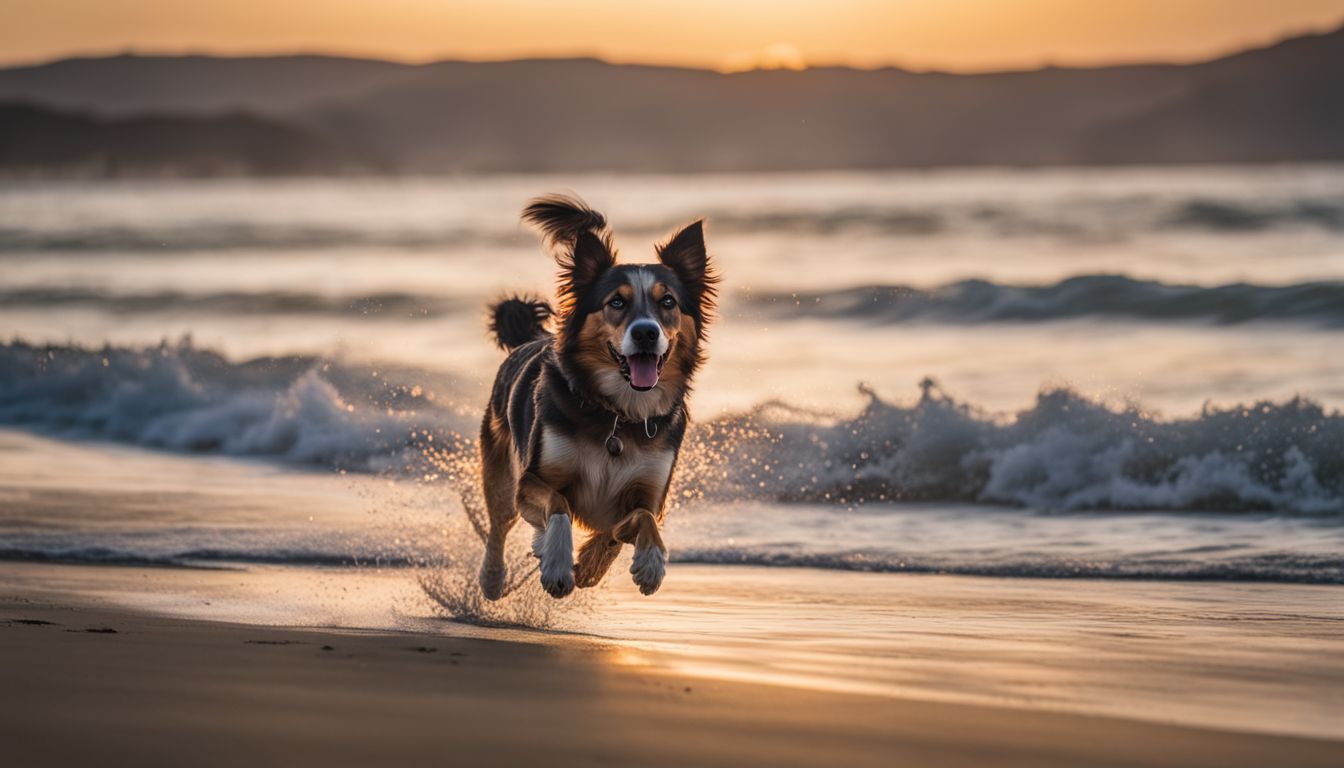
<box><xmin>523</xmin><ymin>194</ymin><xmax>717</xmax><ymax>417</ymax></box>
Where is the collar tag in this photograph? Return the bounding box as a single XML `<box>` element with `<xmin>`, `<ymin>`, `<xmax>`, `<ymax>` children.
<box><xmin>605</xmin><ymin>412</ymin><xmax>623</xmax><ymax>456</ymax></box>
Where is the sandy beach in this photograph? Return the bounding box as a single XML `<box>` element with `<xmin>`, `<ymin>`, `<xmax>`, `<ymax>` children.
<box><xmin>5</xmin><ymin>7</ymin><xmax>1344</xmax><ymax>766</ymax></box>
<box><xmin>4</xmin><ymin>594</ymin><xmax>1343</xmax><ymax>768</ymax></box>
<box><xmin>4</xmin><ymin>555</ymin><xmax>1344</xmax><ymax>767</ymax></box>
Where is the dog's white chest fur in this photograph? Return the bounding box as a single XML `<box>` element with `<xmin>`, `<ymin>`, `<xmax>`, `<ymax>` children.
<box><xmin>539</xmin><ymin>425</ymin><xmax>674</xmax><ymax>519</ymax></box>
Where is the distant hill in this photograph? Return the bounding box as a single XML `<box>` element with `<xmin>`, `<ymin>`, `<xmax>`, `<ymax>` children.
<box><xmin>0</xmin><ymin>103</ymin><xmax>377</xmax><ymax>177</ymax></box>
<box><xmin>0</xmin><ymin>54</ymin><xmax>413</xmax><ymax>116</ymax></box>
<box><xmin>0</xmin><ymin>24</ymin><xmax>1340</xmax><ymax>174</ymax></box>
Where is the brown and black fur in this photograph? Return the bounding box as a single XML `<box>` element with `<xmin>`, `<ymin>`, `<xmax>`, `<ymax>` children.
<box><xmin>478</xmin><ymin>194</ymin><xmax>717</xmax><ymax>599</ymax></box>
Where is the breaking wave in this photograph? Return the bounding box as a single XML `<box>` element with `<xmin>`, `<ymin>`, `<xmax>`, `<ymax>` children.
<box><xmin>685</xmin><ymin>381</ymin><xmax>1343</xmax><ymax>514</ymax></box>
<box><xmin>749</xmin><ymin>275</ymin><xmax>1344</xmax><ymax>327</ymax></box>
<box><xmin>0</xmin><ymin>339</ymin><xmax>472</xmax><ymax>470</ymax></box>
<box><xmin>2</xmin><ymin>340</ymin><xmax>1341</xmax><ymax>513</ymax></box>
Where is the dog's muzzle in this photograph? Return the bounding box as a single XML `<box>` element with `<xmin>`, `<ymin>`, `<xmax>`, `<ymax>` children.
<box><xmin>608</xmin><ymin>341</ymin><xmax>667</xmax><ymax>391</ymax></box>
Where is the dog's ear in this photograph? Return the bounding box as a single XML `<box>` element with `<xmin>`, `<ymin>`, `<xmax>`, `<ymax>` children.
<box><xmin>658</xmin><ymin>220</ymin><xmax>718</xmax><ymax>333</ymax></box>
<box><xmin>563</xmin><ymin>231</ymin><xmax>616</xmax><ymax>303</ymax></box>
<box><xmin>521</xmin><ymin>194</ymin><xmax>616</xmax><ymax>315</ymax></box>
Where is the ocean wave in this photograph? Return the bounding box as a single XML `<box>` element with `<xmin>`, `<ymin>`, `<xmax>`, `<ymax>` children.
<box><xmin>702</xmin><ymin>197</ymin><xmax>1344</xmax><ymax>237</ymax></box>
<box><xmin>4</xmin><ymin>197</ymin><xmax>1342</xmax><ymax>255</ymax></box>
<box><xmin>749</xmin><ymin>275</ymin><xmax>1344</xmax><ymax>327</ymax></box>
<box><xmin>1167</xmin><ymin>199</ymin><xmax>1344</xmax><ymax>232</ymax></box>
<box><xmin>9</xmin><ymin>276</ymin><xmax>1344</xmax><ymax>328</ymax></box>
<box><xmin>1</xmin><ymin>543</ymin><xmax>1337</xmax><ymax>584</ymax></box>
<box><xmin>0</xmin><ymin>546</ymin><xmax>414</xmax><ymax>569</ymax></box>
<box><xmin>0</xmin><ymin>287</ymin><xmax>460</xmax><ymax>318</ymax></box>
<box><xmin>0</xmin><ymin>224</ymin><xmax>524</xmax><ymax>254</ymax></box>
<box><xmin>672</xmin><ymin>549</ymin><xmax>1344</xmax><ymax>584</ymax></box>
<box><xmin>682</xmin><ymin>381</ymin><xmax>1344</xmax><ymax>514</ymax></box>
<box><xmin>3</xmin><ymin>340</ymin><xmax>1341</xmax><ymax>513</ymax></box>
<box><xmin>0</xmin><ymin>339</ymin><xmax>471</xmax><ymax>470</ymax></box>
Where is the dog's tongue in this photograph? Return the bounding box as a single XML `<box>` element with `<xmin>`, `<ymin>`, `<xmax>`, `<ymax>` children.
<box><xmin>628</xmin><ymin>354</ymin><xmax>660</xmax><ymax>389</ymax></box>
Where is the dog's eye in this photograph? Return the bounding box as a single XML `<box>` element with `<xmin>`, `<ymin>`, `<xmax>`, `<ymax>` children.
<box><xmin>608</xmin><ymin>297</ymin><xmax>626</xmax><ymax>310</ymax></box>
<box><xmin>659</xmin><ymin>295</ymin><xmax>677</xmax><ymax>309</ymax></box>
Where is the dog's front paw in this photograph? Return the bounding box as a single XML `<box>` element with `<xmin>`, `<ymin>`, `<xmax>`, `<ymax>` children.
<box><xmin>630</xmin><ymin>547</ymin><xmax>666</xmax><ymax>596</ymax></box>
<box><xmin>538</xmin><ymin>513</ymin><xmax>575</xmax><ymax>598</ymax></box>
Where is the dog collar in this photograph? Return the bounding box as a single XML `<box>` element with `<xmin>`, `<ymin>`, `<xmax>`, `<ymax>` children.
<box><xmin>603</xmin><ymin>412</ymin><xmax>662</xmax><ymax>457</ymax></box>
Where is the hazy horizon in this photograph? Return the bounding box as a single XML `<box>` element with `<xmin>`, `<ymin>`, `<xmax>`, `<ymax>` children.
<box><xmin>4</xmin><ymin>0</ymin><xmax>1343</xmax><ymax>73</ymax></box>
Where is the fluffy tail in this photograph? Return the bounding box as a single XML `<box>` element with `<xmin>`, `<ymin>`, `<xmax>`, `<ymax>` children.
<box><xmin>488</xmin><ymin>296</ymin><xmax>553</xmax><ymax>351</ymax></box>
<box><xmin>521</xmin><ymin>194</ymin><xmax>608</xmax><ymax>250</ymax></box>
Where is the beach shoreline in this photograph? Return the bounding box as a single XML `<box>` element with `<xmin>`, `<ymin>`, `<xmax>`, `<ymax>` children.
<box><xmin>4</xmin><ymin>558</ymin><xmax>1344</xmax><ymax>736</ymax></box>
<box><xmin>4</xmin><ymin>596</ymin><xmax>1344</xmax><ymax>768</ymax></box>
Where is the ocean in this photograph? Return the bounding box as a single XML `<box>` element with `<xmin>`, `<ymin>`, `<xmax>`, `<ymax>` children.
<box><xmin>2</xmin><ymin>166</ymin><xmax>1342</xmax><ymax>588</ymax></box>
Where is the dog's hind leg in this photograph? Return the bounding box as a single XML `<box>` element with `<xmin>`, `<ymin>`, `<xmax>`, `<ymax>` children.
<box><xmin>516</xmin><ymin>472</ymin><xmax>575</xmax><ymax>598</ymax></box>
<box><xmin>478</xmin><ymin>423</ymin><xmax>518</xmax><ymax>601</ymax></box>
<box><xmin>614</xmin><ymin>509</ymin><xmax>667</xmax><ymax>596</ymax></box>
<box><xmin>574</xmin><ymin>532</ymin><xmax>622</xmax><ymax>589</ymax></box>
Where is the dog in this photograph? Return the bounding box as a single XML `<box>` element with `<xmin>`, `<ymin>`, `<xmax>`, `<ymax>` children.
<box><xmin>477</xmin><ymin>194</ymin><xmax>717</xmax><ymax>599</ymax></box>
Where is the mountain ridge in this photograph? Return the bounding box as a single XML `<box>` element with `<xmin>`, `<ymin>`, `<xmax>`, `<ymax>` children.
<box><xmin>1</xmin><ymin>24</ymin><xmax>1340</xmax><ymax>175</ymax></box>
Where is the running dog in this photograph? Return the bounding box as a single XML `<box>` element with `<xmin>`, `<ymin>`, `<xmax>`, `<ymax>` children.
<box><xmin>478</xmin><ymin>194</ymin><xmax>717</xmax><ymax>599</ymax></box>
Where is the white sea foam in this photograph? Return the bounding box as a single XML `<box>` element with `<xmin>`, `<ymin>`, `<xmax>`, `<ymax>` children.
<box><xmin>677</xmin><ymin>382</ymin><xmax>1343</xmax><ymax>515</ymax></box>
<box><xmin>3</xmin><ymin>340</ymin><xmax>1340</xmax><ymax>515</ymax></box>
<box><xmin>0</xmin><ymin>339</ymin><xmax>471</xmax><ymax>470</ymax></box>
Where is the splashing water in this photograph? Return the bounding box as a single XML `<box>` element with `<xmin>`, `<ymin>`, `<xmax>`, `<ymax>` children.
<box><xmin>3</xmin><ymin>338</ymin><xmax>1341</xmax><ymax>514</ymax></box>
<box><xmin>413</xmin><ymin>436</ymin><xmax>599</xmax><ymax>629</ymax></box>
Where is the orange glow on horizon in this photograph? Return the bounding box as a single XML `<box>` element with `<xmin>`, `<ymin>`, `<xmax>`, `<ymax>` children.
<box><xmin>721</xmin><ymin>42</ymin><xmax>809</xmax><ymax>73</ymax></box>
<box><xmin>2</xmin><ymin>0</ymin><xmax>1343</xmax><ymax>72</ymax></box>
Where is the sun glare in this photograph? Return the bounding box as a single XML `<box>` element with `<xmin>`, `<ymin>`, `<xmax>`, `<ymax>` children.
<box><xmin>720</xmin><ymin>42</ymin><xmax>808</xmax><ymax>73</ymax></box>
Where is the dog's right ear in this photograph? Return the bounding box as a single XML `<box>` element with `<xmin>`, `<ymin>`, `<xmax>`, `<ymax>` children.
<box><xmin>562</xmin><ymin>230</ymin><xmax>616</xmax><ymax>298</ymax></box>
<box><xmin>522</xmin><ymin>194</ymin><xmax>616</xmax><ymax>314</ymax></box>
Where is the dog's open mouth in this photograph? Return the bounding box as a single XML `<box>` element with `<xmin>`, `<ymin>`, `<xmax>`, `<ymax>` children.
<box><xmin>608</xmin><ymin>342</ymin><xmax>667</xmax><ymax>391</ymax></box>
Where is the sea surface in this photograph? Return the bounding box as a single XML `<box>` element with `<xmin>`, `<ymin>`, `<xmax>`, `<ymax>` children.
<box><xmin>1</xmin><ymin>167</ymin><xmax>1342</xmax><ymax>587</ymax></box>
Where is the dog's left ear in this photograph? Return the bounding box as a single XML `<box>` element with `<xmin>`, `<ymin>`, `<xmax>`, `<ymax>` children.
<box><xmin>657</xmin><ymin>220</ymin><xmax>719</xmax><ymax>331</ymax></box>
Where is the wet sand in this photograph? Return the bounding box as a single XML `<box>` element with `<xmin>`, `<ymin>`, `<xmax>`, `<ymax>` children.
<box><xmin>4</xmin><ymin>589</ymin><xmax>1344</xmax><ymax>767</ymax></box>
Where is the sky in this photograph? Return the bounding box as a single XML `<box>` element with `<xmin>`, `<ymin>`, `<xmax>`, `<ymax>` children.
<box><xmin>3</xmin><ymin>0</ymin><xmax>1343</xmax><ymax>71</ymax></box>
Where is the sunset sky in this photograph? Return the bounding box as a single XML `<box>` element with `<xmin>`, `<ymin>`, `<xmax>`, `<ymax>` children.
<box><xmin>4</xmin><ymin>0</ymin><xmax>1343</xmax><ymax>71</ymax></box>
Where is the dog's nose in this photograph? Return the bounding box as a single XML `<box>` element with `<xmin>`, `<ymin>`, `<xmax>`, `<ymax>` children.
<box><xmin>628</xmin><ymin>320</ymin><xmax>661</xmax><ymax>351</ymax></box>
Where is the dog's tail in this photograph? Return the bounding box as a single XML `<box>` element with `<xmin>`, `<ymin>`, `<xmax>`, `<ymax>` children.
<box><xmin>521</xmin><ymin>194</ymin><xmax>607</xmax><ymax>250</ymax></box>
<box><xmin>488</xmin><ymin>295</ymin><xmax>553</xmax><ymax>351</ymax></box>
